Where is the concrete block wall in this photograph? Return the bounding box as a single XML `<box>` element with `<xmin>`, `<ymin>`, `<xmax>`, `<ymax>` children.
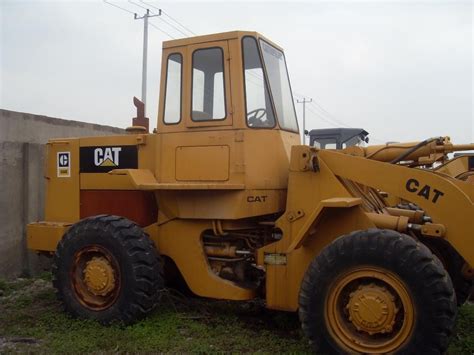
<box><xmin>0</xmin><ymin>109</ymin><xmax>124</xmax><ymax>278</ymax></box>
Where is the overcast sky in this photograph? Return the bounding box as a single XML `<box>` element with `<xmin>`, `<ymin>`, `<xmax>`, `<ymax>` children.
<box><xmin>1</xmin><ymin>0</ymin><xmax>473</xmax><ymax>144</ymax></box>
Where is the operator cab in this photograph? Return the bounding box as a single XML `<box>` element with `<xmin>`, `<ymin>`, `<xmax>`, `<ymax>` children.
<box><xmin>154</xmin><ymin>31</ymin><xmax>301</xmax><ymax>192</ymax></box>
<box><xmin>157</xmin><ymin>31</ymin><xmax>299</xmax><ymax>134</ymax></box>
<box><xmin>309</xmin><ymin>128</ymin><xmax>369</xmax><ymax>149</ymax></box>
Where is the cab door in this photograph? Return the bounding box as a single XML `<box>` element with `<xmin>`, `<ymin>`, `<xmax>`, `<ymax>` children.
<box><xmin>158</xmin><ymin>40</ymin><xmax>238</xmax><ymax>185</ymax></box>
<box><xmin>185</xmin><ymin>40</ymin><xmax>233</xmax><ymax>128</ymax></box>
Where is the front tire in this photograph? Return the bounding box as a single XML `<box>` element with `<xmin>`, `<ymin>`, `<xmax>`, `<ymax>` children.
<box><xmin>299</xmin><ymin>229</ymin><xmax>457</xmax><ymax>354</ymax></box>
<box><xmin>52</xmin><ymin>215</ymin><xmax>163</xmax><ymax>324</ymax></box>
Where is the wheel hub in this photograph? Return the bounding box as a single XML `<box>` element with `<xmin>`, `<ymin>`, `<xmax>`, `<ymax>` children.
<box><xmin>326</xmin><ymin>267</ymin><xmax>415</xmax><ymax>353</ymax></box>
<box><xmin>83</xmin><ymin>257</ymin><xmax>116</xmax><ymax>296</ymax></box>
<box><xmin>346</xmin><ymin>283</ymin><xmax>398</xmax><ymax>335</ymax></box>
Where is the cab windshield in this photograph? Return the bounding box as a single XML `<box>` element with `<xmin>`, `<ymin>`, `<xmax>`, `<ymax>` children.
<box><xmin>259</xmin><ymin>39</ymin><xmax>298</xmax><ymax>132</ymax></box>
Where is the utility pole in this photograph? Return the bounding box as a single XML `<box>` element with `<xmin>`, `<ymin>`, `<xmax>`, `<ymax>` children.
<box><xmin>297</xmin><ymin>97</ymin><xmax>312</xmax><ymax>144</ymax></box>
<box><xmin>134</xmin><ymin>8</ymin><xmax>161</xmax><ymax>115</ymax></box>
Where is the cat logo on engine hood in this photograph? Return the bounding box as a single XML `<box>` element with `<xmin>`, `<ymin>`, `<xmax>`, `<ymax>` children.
<box><xmin>80</xmin><ymin>145</ymin><xmax>138</xmax><ymax>173</ymax></box>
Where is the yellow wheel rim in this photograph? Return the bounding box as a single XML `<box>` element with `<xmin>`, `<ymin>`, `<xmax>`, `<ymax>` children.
<box><xmin>83</xmin><ymin>256</ymin><xmax>116</xmax><ymax>296</ymax></box>
<box><xmin>71</xmin><ymin>245</ymin><xmax>121</xmax><ymax>310</ymax></box>
<box><xmin>326</xmin><ymin>266</ymin><xmax>415</xmax><ymax>354</ymax></box>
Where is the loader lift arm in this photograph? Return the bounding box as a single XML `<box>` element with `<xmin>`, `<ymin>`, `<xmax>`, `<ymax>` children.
<box><xmin>319</xmin><ymin>149</ymin><xmax>474</xmax><ymax>266</ymax></box>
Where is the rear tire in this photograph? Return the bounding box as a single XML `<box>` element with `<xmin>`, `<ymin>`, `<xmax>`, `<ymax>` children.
<box><xmin>52</xmin><ymin>215</ymin><xmax>163</xmax><ymax>324</ymax></box>
<box><xmin>422</xmin><ymin>237</ymin><xmax>472</xmax><ymax>306</ymax></box>
<box><xmin>299</xmin><ymin>229</ymin><xmax>457</xmax><ymax>354</ymax></box>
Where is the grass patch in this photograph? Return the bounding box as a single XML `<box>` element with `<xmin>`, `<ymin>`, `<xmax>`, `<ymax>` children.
<box><xmin>0</xmin><ymin>276</ymin><xmax>472</xmax><ymax>353</ymax></box>
<box><xmin>448</xmin><ymin>304</ymin><xmax>474</xmax><ymax>354</ymax></box>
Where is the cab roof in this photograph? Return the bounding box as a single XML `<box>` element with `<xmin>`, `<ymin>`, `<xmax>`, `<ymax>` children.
<box><xmin>162</xmin><ymin>30</ymin><xmax>284</xmax><ymax>52</ymax></box>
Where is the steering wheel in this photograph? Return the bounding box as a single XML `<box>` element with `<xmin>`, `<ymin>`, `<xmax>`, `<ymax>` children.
<box><xmin>247</xmin><ymin>108</ymin><xmax>267</xmax><ymax>126</ymax></box>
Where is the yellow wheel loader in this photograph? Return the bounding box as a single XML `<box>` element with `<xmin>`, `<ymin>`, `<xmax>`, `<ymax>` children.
<box><xmin>27</xmin><ymin>31</ymin><xmax>474</xmax><ymax>354</ymax></box>
<box><xmin>311</xmin><ymin>129</ymin><xmax>474</xmax><ymax>306</ymax></box>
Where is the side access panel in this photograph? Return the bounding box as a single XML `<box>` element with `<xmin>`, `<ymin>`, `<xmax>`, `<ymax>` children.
<box><xmin>45</xmin><ymin>140</ymin><xmax>80</xmax><ymax>222</ymax></box>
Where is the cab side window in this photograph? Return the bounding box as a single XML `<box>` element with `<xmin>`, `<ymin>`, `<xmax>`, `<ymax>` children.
<box><xmin>242</xmin><ymin>37</ymin><xmax>275</xmax><ymax>128</ymax></box>
<box><xmin>191</xmin><ymin>48</ymin><xmax>226</xmax><ymax>121</ymax></box>
<box><xmin>163</xmin><ymin>53</ymin><xmax>182</xmax><ymax>124</ymax></box>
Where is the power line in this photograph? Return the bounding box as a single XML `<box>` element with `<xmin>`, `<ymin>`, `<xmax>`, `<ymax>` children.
<box><xmin>296</xmin><ymin>95</ymin><xmax>350</xmax><ymax>128</ymax></box>
<box><xmin>293</xmin><ymin>89</ymin><xmax>353</xmax><ymax>128</ymax></box>
<box><xmin>161</xmin><ymin>9</ymin><xmax>196</xmax><ymax>36</ymax></box>
<box><xmin>128</xmin><ymin>0</ymin><xmax>179</xmax><ymax>39</ymax></box>
<box><xmin>140</xmin><ymin>0</ymin><xmax>196</xmax><ymax>36</ymax></box>
<box><xmin>305</xmin><ymin>105</ymin><xmax>387</xmax><ymax>143</ymax></box>
<box><xmin>103</xmin><ymin>0</ymin><xmax>136</xmax><ymax>15</ymax></box>
<box><xmin>139</xmin><ymin>0</ymin><xmax>160</xmax><ymax>12</ymax></box>
<box><xmin>136</xmin><ymin>0</ymin><xmax>191</xmax><ymax>37</ymax></box>
<box><xmin>128</xmin><ymin>0</ymin><xmax>149</xmax><ymax>11</ymax></box>
<box><xmin>310</xmin><ymin>100</ymin><xmax>351</xmax><ymax>128</ymax></box>
<box><xmin>149</xmin><ymin>22</ymin><xmax>175</xmax><ymax>39</ymax></box>
<box><xmin>308</xmin><ymin>101</ymin><xmax>388</xmax><ymax>142</ymax></box>
<box><xmin>306</xmin><ymin>106</ymin><xmax>340</xmax><ymax>128</ymax></box>
<box><xmin>156</xmin><ymin>14</ymin><xmax>190</xmax><ymax>37</ymax></box>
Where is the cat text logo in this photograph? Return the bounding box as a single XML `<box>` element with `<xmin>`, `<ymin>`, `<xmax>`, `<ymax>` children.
<box><xmin>94</xmin><ymin>147</ymin><xmax>122</xmax><ymax>167</ymax></box>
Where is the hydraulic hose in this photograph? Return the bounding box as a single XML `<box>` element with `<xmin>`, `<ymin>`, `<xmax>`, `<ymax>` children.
<box><xmin>389</xmin><ymin>137</ymin><xmax>441</xmax><ymax>164</ymax></box>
